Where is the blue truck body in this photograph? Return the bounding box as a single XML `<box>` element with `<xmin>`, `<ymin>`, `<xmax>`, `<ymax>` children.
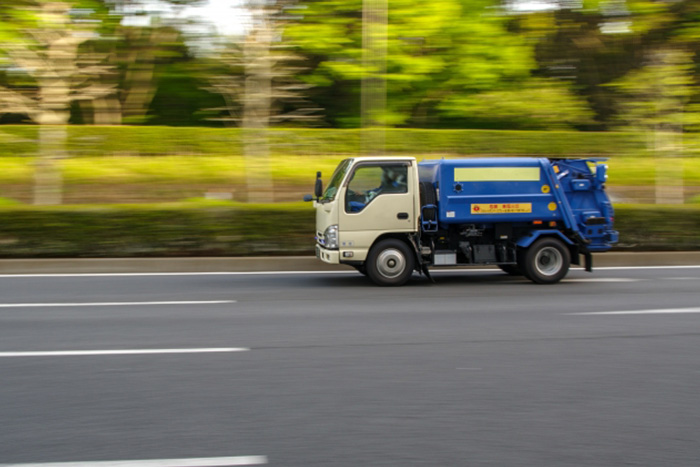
<box><xmin>417</xmin><ymin>157</ymin><xmax>618</xmax><ymax>252</ymax></box>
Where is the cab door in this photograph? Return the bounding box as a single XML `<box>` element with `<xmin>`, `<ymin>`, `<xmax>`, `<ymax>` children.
<box><xmin>338</xmin><ymin>161</ymin><xmax>415</xmax><ymax>256</ymax></box>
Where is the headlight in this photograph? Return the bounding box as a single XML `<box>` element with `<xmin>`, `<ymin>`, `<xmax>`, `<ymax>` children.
<box><xmin>324</xmin><ymin>224</ymin><xmax>339</xmax><ymax>250</ymax></box>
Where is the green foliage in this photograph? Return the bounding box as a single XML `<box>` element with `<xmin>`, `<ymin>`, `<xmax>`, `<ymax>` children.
<box><xmin>438</xmin><ymin>79</ymin><xmax>595</xmax><ymax>130</ymax></box>
<box><xmin>0</xmin><ymin>203</ymin><xmax>696</xmax><ymax>258</ymax></box>
<box><xmin>0</xmin><ymin>197</ymin><xmax>20</xmax><ymax>206</ymax></box>
<box><xmin>2</xmin><ymin>0</ymin><xmax>699</xmax><ymax>132</ymax></box>
<box><xmin>609</xmin><ymin>49</ymin><xmax>699</xmax><ymax>132</ymax></box>
<box><xmin>532</xmin><ymin>0</ymin><xmax>700</xmax><ymax>129</ymax></box>
<box><xmin>285</xmin><ymin>0</ymin><xmax>592</xmax><ymax>129</ymax></box>
<box><xmin>0</xmin><ymin>202</ymin><xmax>315</xmax><ymax>257</ymax></box>
<box><xmin>0</xmin><ymin>156</ymin><xmax>33</xmax><ymax>181</ymax></box>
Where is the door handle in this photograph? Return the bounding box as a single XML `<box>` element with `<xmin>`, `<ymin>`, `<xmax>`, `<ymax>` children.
<box><xmin>397</xmin><ymin>212</ymin><xmax>409</xmax><ymax>220</ymax></box>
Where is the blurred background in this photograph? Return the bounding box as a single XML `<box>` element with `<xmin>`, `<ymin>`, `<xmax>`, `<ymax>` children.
<box><xmin>1</xmin><ymin>0</ymin><xmax>699</xmax><ymax>206</ymax></box>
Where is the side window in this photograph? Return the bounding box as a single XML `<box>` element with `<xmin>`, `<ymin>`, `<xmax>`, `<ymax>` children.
<box><xmin>345</xmin><ymin>164</ymin><xmax>408</xmax><ymax>213</ymax></box>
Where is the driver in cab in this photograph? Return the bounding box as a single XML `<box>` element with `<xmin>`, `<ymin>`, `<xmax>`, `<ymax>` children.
<box><xmin>346</xmin><ymin>166</ymin><xmax>407</xmax><ymax>213</ymax></box>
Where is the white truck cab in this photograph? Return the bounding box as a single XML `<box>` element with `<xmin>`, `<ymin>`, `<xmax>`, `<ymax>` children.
<box><xmin>311</xmin><ymin>157</ymin><xmax>420</xmax><ymax>276</ymax></box>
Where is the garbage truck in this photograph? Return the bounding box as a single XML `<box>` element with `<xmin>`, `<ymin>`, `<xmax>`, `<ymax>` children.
<box><xmin>304</xmin><ymin>156</ymin><xmax>618</xmax><ymax>286</ymax></box>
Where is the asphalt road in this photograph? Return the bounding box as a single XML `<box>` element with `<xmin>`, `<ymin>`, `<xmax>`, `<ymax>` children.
<box><xmin>1</xmin><ymin>266</ymin><xmax>700</xmax><ymax>466</ymax></box>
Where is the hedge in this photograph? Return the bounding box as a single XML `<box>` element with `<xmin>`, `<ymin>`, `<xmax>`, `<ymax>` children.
<box><xmin>0</xmin><ymin>125</ymin><xmax>678</xmax><ymax>158</ymax></box>
<box><xmin>0</xmin><ymin>202</ymin><xmax>316</xmax><ymax>258</ymax></box>
<box><xmin>612</xmin><ymin>204</ymin><xmax>700</xmax><ymax>251</ymax></box>
<box><xmin>0</xmin><ymin>203</ymin><xmax>697</xmax><ymax>258</ymax></box>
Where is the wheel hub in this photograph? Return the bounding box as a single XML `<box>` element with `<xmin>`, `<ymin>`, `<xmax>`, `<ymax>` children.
<box><xmin>376</xmin><ymin>249</ymin><xmax>406</xmax><ymax>279</ymax></box>
<box><xmin>535</xmin><ymin>246</ymin><xmax>563</xmax><ymax>276</ymax></box>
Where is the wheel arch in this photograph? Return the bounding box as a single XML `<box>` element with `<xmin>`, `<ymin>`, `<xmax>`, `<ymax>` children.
<box><xmin>516</xmin><ymin>230</ymin><xmax>573</xmax><ymax>249</ymax></box>
<box><xmin>516</xmin><ymin>230</ymin><xmax>580</xmax><ymax>265</ymax></box>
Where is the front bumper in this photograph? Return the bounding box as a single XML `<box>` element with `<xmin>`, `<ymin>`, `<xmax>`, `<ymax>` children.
<box><xmin>316</xmin><ymin>245</ymin><xmax>340</xmax><ymax>264</ymax></box>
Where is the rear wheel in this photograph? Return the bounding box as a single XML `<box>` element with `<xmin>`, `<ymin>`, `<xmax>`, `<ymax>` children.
<box><xmin>523</xmin><ymin>238</ymin><xmax>570</xmax><ymax>284</ymax></box>
<box><xmin>366</xmin><ymin>239</ymin><xmax>415</xmax><ymax>286</ymax></box>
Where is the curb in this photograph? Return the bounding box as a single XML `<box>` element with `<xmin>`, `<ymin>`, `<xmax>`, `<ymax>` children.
<box><xmin>0</xmin><ymin>252</ymin><xmax>699</xmax><ymax>274</ymax></box>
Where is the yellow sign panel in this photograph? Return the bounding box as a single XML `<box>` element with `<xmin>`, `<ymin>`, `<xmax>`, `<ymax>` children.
<box><xmin>454</xmin><ymin>167</ymin><xmax>540</xmax><ymax>182</ymax></box>
<box><xmin>471</xmin><ymin>203</ymin><xmax>532</xmax><ymax>214</ymax></box>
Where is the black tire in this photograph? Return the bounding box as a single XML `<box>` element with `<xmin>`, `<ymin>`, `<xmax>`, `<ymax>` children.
<box><xmin>523</xmin><ymin>238</ymin><xmax>570</xmax><ymax>284</ymax></box>
<box><xmin>366</xmin><ymin>239</ymin><xmax>415</xmax><ymax>286</ymax></box>
<box><xmin>498</xmin><ymin>264</ymin><xmax>522</xmax><ymax>276</ymax></box>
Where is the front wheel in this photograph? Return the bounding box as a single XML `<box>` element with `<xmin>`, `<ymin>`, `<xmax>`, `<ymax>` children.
<box><xmin>523</xmin><ymin>238</ymin><xmax>570</xmax><ymax>284</ymax></box>
<box><xmin>366</xmin><ymin>239</ymin><xmax>415</xmax><ymax>286</ymax></box>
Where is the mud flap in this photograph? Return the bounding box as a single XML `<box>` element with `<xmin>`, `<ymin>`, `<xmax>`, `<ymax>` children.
<box><xmin>584</xmin><ymin>252</ymin><xmax>593</xmax><ymax>272</ymax></box>
<box><xmin>409</xmin><ymin>235</ymin><xmax>435</xmax><ymax>283</ymax></box>
<box><xmin>422</xmin><ymin>264</ymin><xmax>435</xmax><ymax>283</ymax></box>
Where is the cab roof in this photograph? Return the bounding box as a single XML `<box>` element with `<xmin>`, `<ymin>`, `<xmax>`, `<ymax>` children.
<box><xmin>347</xmin><ymin>156</ymin><xmax>417</xmax><ymax>164</ymax></box>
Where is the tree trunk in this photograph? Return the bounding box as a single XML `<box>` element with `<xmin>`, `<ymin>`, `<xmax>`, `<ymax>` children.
<box><xmin>34</xmin><ymin>125</ymin><xmax>66</xmax><ymax>205</ymax></box>
<box><xmin>93</xmin><ymin>96</ymin><xmax>122</xmax><ymax>125</ymax></box>
<box><xmin>654</xmin><ymin>129</ymin><xmax>684</xmax><ymax>204</ymax></box>
<box><xmin>242</xmin><ymin>13</ymin><xmax>274</xmax><ymax>204</ymax></box>
<box><xmin>361</xmin><ymin>0</ymin><xmax>388</xmax><ymax>156</ymax></box>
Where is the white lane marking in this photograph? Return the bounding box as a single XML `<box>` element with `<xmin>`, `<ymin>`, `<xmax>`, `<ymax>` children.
<box><xmin>0</xmin><ymin>265</ymin><xmax>698</xmax><ymax>278</ymax></box>
<box><xmin>0</xmin><ymin>348</ymin><xmax>249</xmax><ymax>358</ymax></box>
<box><xmin>570</xmin><ymin>307</ymin><xmax>700</xmax><ymax>316</ymax></box>
<box><xmin>563</xmin><ymin>278</ymin><xmax>640</xmax><ymax>283</ymax></box>
<box><xmin>587</xmin><ymin>265</ymin><xmax>700</xmax><ymax>271</ymax></box>
<box><xmin>0</xmin><ymin>300</ymin><xmax>235</xmax><ymax>308</ymax></box>
<box><xmin>0</xmin><ymin>456</ymin><xmax>267</xmax><ymax>467</ymax></box>
<box><xmin>0</xmin><ymin>271</ymin><xmax>359</xmax><ymax>277</ymax></box>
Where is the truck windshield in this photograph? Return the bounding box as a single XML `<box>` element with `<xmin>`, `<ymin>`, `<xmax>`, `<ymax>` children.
<box><xmin>320</xmin><ymin>158</ymin><xmax>352</xmax><ymax>202</ymax></box>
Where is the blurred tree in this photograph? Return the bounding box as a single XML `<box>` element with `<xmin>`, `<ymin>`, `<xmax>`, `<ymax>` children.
<box><xmin>284</xmin><ymin>0</ymin><xmax>591</xmax><ymax>129</ymax></box>
<box><xmin>610</xmin><ymin>48</ymin><xmax>696</xmax><ymax>203</ymax></box>
<box><xmin>84</xmin><ymin>0</ymin><xmax>209</xmax><ymax>125</ymax></box>
<box><xmin>101</xmin><ymin>25</ymin><xmax>180</xmax><ymax>124</ymax></box>
<box><xmin>148</xmin><ymin>55</ymin><xmax>228</xmax><ymax>127</ymax></box>
<box><xmin>0</xmin><ymin>0</ymin><xmax>115</xmax><ymax>204</ymax></box>
<box><xmin>533</xmin><ymin>0</ymin><xmax>700</xmax><ymax>201</ymax></box>
<box><xmin>533</xmin><ymin>0</ymin><xmax>700</xmax><ymax>129</ymax></box>
<box><xmin>439</xmin><ymin>78</ymin><xmax>594</xmax><ymax>130</ymax></box>
<box><xmin>206</xmin><ymin>0</ymin><xmax>321</xmax><ymax>202</ymax></box>
<box><xmin>612</xmin><ymin>48</ymin><xmax>697</xmax><ymax>134</ymax></box>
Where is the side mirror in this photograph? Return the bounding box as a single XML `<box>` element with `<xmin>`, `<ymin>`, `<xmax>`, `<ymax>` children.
<box><xmin>303</xmin><ymin>194</ymin><xmax>313</xmax><ymax>202</ymax></box>
<box><xmin>314</xmin><ymin>171</ymin><xmax>323</xmax><ymax>198</ymax></box>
